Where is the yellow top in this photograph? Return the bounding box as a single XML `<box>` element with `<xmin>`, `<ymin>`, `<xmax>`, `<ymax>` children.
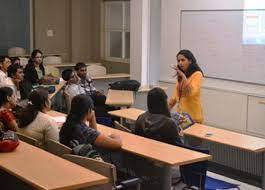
<box><xmin>169</xmin><ymin>71</ymin><xmax>203</xmax><ymax>123</ymax></box>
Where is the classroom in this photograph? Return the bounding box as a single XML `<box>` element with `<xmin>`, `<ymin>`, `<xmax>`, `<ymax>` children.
<box><xmin>0</xmin><ymin>0</ymin><xmax>265</xmax><ymax>190</ymax></box>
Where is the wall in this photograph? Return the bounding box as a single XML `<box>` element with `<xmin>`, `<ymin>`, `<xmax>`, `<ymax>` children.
<box><xmin>34</xmin><ymin>0</ymin><xmax>102</xmax><ymax>63</ymax></box>
<box><xmin>34</xmin><ymin>0</ymin><xmax>70</xmax><ymax>61</ymax></box>
<box><xmin>71</xmin><ymin>0</ymin><xmax>101</xmax><ymax>62</ymax></box>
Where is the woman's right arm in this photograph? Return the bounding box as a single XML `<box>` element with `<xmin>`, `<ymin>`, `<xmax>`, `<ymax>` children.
<box><xmin>94</xmin><ymin>133</ymin><xmax>122</xmax><ymax>150</ymax></box>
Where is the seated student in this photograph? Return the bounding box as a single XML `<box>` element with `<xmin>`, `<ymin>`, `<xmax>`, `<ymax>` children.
<box><xmin>62</xmin><ymin>69</ymin><xmax>85</xmax><ymax>105</ymax></box>
<box><xmin>60</xmin><ymin>94</ymin><xmax>121</xmax><ymax>150</ymax></box>
<box><xmin>7</xmin><ymin>63</ymin><xmax>24</xmax><ymax>101</ymax></box>
<box><xmin>0</xmin><ymin>87</ymin><xmax>19</xmax><ymax>131</ymax></box>
<box><xmin>135</xmin><ymin>87</ymin><xmax>181</xmax><ymax>145</ymax></box>
<box><xmin>0</xmin><ymin>56</ymin><xmax>12</xmax><ymax>86</ymax></box>
<box><xmin>23</xmin><ymin>49</ymin><xmax>58</xmax><ymax>98</ymax></box>
<box><xmin>74</xmin><ymin>62</ymin><xmax>116</xmax><ymax>118</ymax></box>
<box><xmin>18</xmin><ymin>88</ymin><xmax>59</xmax><ymax>145</ymax></box>
<box><xmin>74</xmin><ymin>63</ymin><xmax>106</xmax><ymax>105</ymax></box>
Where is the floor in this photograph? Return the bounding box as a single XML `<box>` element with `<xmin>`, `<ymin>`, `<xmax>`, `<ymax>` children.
<box><xmin>174</xmin><ymin>171</ymin><xmax>262</xmax><ymax>190</ymax></box>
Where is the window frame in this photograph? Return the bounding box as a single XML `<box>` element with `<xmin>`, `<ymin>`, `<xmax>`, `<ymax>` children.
<box><xmin>101</xmin><ymin>1</ymin><xmax>130</xmax><ymax>63</ymax></box>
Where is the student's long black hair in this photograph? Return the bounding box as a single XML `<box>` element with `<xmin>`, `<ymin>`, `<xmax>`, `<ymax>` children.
<box><xmin>147</xmin><ymin>87</ymin><xmax>171</xmax><ymax>117</ymax></box>
<box><xmin>59</xmin><ymin>94</ymin><xmax>94</xmax><ymax>145</ymax></box>
<box><xmin>18</xmin><ymin>88</ymin><xmax>49</xmax><ymax>128</ymax></box>
<box><xmin>177</xmin><ymin>49</ymin><xmax>203</xmax><ymax>78</ymax></box>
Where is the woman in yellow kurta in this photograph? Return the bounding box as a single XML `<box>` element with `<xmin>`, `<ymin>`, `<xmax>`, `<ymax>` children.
<box><xmin>168</xmin><ymin>49</ymin><xmax>204</xmax><ymax>123</ymax></box>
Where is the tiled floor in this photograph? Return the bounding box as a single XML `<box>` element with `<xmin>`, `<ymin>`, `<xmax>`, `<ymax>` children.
<box><xmin>174</xmin><ymin>171</ymin><xmax>262</xmax><ymax>190</ymax></box>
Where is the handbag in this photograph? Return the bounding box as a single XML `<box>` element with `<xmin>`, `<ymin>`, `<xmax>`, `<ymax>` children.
<box><xmin>0</xmin><ymin>130</ymin><xmax>19</xmax><ymax>152</ymax></box>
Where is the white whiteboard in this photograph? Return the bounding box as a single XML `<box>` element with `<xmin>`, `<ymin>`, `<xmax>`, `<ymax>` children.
<box><xmin>181</xmin><ymin>10</ymin><xmax>265</xmax><ymax>85</ymax></box>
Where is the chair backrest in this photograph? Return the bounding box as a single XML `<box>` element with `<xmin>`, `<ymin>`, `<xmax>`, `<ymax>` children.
<box><xmin>44</xmin><ymin>139</ymin><xmax>72</xmax><ymax>156</ymax></box>
<box><xmin>62</xmin><ymin>154</ymin><xmax>116</xmax><ymax>188</ymax></box>
<box><xmin>16</xmin><ymin>132</ymin><xmax>38</xmax><ymax>146</ymax></box>
<box><xmin>114</xmin><ymin>121</ymin><xmax>132</xmax><ymax>133</ymax></box>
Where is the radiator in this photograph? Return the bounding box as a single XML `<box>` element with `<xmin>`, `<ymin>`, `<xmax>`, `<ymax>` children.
<box><xmin>185</xmin><ymin>136</ymin><xmax>263</xmax><ymax>177</ymax></box>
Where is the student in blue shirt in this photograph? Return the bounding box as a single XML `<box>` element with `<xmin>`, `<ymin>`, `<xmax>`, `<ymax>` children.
<box><xmin>60</xmin><ymin>94</ymin><xmax>122</xmax><ymax>150</ymax></box>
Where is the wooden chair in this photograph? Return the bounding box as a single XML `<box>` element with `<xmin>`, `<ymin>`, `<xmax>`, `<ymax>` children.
<box><xmin>63</xmin><ymin>154</ymin><xmax>141</xmax><ymax>190</ymax></box>
<box><xmin>44</xmin><ymin>139</ymin><xmax>72</xmax><ymax>157</ymax></box>
<box><xmin>16</xmin><ymin>132</ymin><xmax>38</xmax><ymax>146</ymax></box>
<box><xmin>114</xmin><ymin>121</ymin><xmax>132</xmax><ymax>133</ymax></box>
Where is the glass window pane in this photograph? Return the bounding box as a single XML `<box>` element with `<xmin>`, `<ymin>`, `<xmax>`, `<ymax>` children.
<box><xmin>109</xmin><ymin>32</ymin><xmax>122</xmax><ymax>58</ymax></box>
<box><xmin>125</xmin><ymin>32</ymin><xmax>130</xmax><ymax>59</ymax></box>
<box><xmin>125</xmin><ymin>2</ymin><xmax>130</xmax><ymax>29</ymax></box>
<box><xmin>105</xmin><ymin>2</ymin><xmax>123</xmax><ymax>29</ymax></box>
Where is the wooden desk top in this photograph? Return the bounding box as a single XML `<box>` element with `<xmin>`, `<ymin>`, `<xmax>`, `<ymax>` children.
<box><xmin>105</xmin><ymin>89</ymin><xmax>134</xmax><ymax>107</ymax></box>
<box><xmin>0</xmin><ymin>141</ymin><xmax>108</xmax><ymax>190</ymax></box>
<box><xmin>97</xmin><ymin>125</ymin><xmax>211</xmax><ymax>166</ymax></box>
<box><xmin>92</xmin><ymin>73</ymin><xmax>130</xmax><ymax>80</ymax></box>
<box><xmin>184</xmin><ymin>124</ymin><xmax>265</xmax><ymax>153</ymax></box>
<box><xmin>49</xmin><ymin>81</ymin><xmax>66</xmax><ymax>99</ymax></box>
<box><xmin>108</xmin><ymin>108</ymin><xmax>145</xmax><ymax>121</ymax></box>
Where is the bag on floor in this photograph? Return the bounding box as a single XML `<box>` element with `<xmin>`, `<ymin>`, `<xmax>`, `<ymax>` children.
<box><xmin>0</xmin><ymin>130</ymin><xmax>19</xmax><ymax>152</ymax></box>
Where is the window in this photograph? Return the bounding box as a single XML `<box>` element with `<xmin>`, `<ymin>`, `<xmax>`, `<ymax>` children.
<box><xmin>103</xmin><ymin>1</ymin><xmax>130</xmax><ymax>63</ymax></box>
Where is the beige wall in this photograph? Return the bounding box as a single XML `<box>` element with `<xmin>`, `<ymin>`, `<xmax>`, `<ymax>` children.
<box><xmin>34</xmin><ymin>0</ymin><xmax>71</xmax><ymax>61</ymax></box>
<box><xmin>34</xmin><ymin>0</ymin><xmax>101</xmax><ymax>62</ymax></box>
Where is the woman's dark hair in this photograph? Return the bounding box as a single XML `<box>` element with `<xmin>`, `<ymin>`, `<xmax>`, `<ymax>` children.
<box><xmin>147</xmin><ymin>87</ymin><xmax>170</xmax><ymax>117</ymax></box>
<box><xmin>0</xmin><ymin>87</ymin><xmax>13</xmax><ymax>107</ymax></box>
<box><xmin>18</xmin><ymin>88</ymin><xmax>49</xmax><ymax>128</ymax></box>
<box><xmin>177</xmin><ymin>49</ymin><xmax>203</xmax><ymax>78</ymax></box>
<box><xmin>31</xmin><ymin>49</ymin><xmax>43</xmax><ymax>59</ymax></box>
<box><xmin>60</xmin><ymin>94</ymin><xmax>94</xmax><ymax>145</ymax></box>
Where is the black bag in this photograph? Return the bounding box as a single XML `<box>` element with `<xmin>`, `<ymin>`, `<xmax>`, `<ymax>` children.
<box><xmin>109</xmin><ymin>80</ymin><xmax>140</xmax><ymax>91</ymax></box>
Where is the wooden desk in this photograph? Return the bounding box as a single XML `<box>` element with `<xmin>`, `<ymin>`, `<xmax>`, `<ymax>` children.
<box><xmin>108</xmin><ymin>108</ymin><xmax>145</xmax><ymax>121</ymax></box>
<box><xmin>98</xmin><ymin>124</ymin><xmax>211</xmax><ymax>190</ymax></box>
<box><xmin>105</xmin><ymin>89</ymin><xmax>134</xmax><ymax>107</ymax></box>
<box><xmin>184</xmin><ymin>124</ymin><xmax>265</xmax><ymax>188</ymax></box>
<box><xmin>48</xmin><ymin>81</ymin><xmax>66</xmax><ymax>99</ymax></box>
<box><xmin>0</xmin><ymin>141</ymin><xmax>108</xmax><ymax>190</ymax></box>
<box><xmin>184</xmin><ymin>124</ymin><xmax>265</xmax><ymax>153</ymax></box>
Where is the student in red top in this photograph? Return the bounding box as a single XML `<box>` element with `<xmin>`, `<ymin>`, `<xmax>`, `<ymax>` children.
<box><xmin>0</xmin><ymin>87</ymin><xmax>18</xmax><ymax>131</ymax></box>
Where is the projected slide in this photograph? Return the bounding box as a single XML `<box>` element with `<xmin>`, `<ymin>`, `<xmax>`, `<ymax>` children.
<box><xmin>243</xmin><ymin>10</ymin><xmax>265</xmax><ymax>45</ymax></box>
<box><xmin>243</xmin><ymin>0</ymin><xmax>265</xmax><ymax>45</ymax></box>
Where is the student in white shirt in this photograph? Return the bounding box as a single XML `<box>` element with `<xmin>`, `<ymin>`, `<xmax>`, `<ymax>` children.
<box><xmin>18</xmin><ymin>88</ymin><xmax>59</xmax><ymax>145</ymax></box>
<box><xmin>7</xmin><ymin>63</ymin><xmax>24</xmax><ymax>101</ymax></box>
<box><xmin>0</xmin><ymin>56</ymin><xmax>12</xmax><ymax>86</ymax></box>
<box><xmin>62</xmin><ymin>69</ymin><xmax>85</xmax><ymax>111</ymax></box>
